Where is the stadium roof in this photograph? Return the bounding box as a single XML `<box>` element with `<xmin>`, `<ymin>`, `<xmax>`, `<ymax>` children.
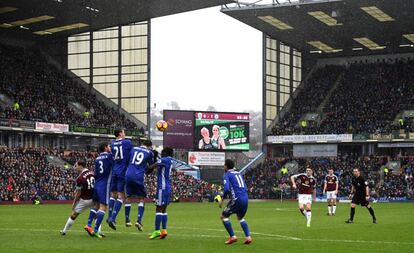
<box><xmin>222</xmin><ymin>0</ymin><xmax>414</xmax><ymax>57</ymax></box>
<box><xmin>0</xmin><ymin>0</ymin><xmax>233</xmax><ymax>40</ymax></box>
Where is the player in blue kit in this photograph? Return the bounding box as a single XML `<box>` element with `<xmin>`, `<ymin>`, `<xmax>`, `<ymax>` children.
<box><xmin>107</xmin><ymin>129</ymin><xmax>133</xmax><ymax>229</ymax></box>
<box><xmin>84</xmin><ymin>142</ymin><xmax>113</xmax><ymax>238</ymax></box>
<box><xmin>218</xmin><ymin>159</ymin><xmax>252</xmax><ymax>245</ymax></box>
<box><xmin>124</xmin><ymin>139</ymin><xmax>156</xmax><ymax>231</ymax></box>
<box><xmin>146</xmin><ymin>147</ymin><xmax>175</xmax><ymax>240</ymax></box>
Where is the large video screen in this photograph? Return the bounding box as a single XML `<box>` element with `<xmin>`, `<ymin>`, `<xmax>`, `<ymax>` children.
<box><xmin>194</xmin><ymin>112</ymin><xmax>250</xmax><ymax>151</ymax></box>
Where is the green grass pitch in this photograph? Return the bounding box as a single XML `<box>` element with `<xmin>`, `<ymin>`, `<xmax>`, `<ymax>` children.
<box><xmin>0</xmin><ymin>201</ymin><xmax>413</xmax><ymax>253</ymax></box>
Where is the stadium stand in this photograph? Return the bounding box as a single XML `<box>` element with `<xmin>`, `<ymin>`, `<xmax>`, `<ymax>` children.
<box><xmin>271</xmin><ymin>60</ymin><xmax>414</xmax><ymax>135</ymax></box>
<box><xmin>272</xmin><ymin>65</ymin><xmax>344</xmax><ymax>135</ymax></box>
<box><xmin>0</xmin><ymin>148</ymin><xmax>219</xmax><ymax>202</ymax></box>
<box><xmin>0</xmin><ymin>44</ymin><xmax>143</xmax><ymax>133</ymax></box>
<box><xmin>244</xmin><ymin>156</ymin><xmax>414</xmax><ymax>200</ymax></box>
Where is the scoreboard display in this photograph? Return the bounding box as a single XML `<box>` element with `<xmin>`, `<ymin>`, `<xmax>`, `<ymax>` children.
<box><xmin>194</xmin><ymin>111</ymin><xmax>250</xmax><ymax>151</ymax></box>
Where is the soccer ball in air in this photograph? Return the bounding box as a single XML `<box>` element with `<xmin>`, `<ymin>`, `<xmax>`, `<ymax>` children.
<box><xmin>214</xmin><ymin>195</ymin><xmax>222</xmax><ymax>203</ymax></box>
<box><xmin>156</xmin><ymin>120</ymin><xmax>168</xmax><ymax>132</ymax></box>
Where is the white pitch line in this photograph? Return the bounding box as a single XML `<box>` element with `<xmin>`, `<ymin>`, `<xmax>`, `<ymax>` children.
<box><xmin>169</xmin><ymin>226</ymin><xmax>414</xmax><ymax>245</ymax></box>
<box><xmin>170</xmin><ymin>226</ymin><xmax>302</xmax><ymax>240</ymax></box>
<box><xmin>0</xmin><ymin>227</ymin><xmax>413</xmax><ymax>246</ymax></box>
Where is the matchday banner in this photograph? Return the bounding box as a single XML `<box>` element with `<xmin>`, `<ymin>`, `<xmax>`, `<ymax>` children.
<box><xmin>163</xmin><ymin>110</ymin><xmax>194</xmax><ymax>149</ymax></box>
<box><xmin>188</xmin><ymin>152</ymin><xmax>225</xmax><ymax>166</ymax></box>
<box><xmin>268</xmin><ymin>134</ymin><xmax>352</xmax><ymax>143</ymax></box>
<box><xmin>71</xmin><ymin>125</ymin><xmax>143</xmax><ymax>137</ymax></box>
<box><xmin>71</xmin><ymin>125</ymin><xmax>110</xmax><ymax>134</ymax></box>
<box><xmin>194</xmin><ymin>112</ymin><xmax>250</xmax><ymax>151</ymax></box>
<box><xmin>36</xmin><ymin>122</ymin><xmax>69</xmax><ymax>132</ymax></box>
<box><xmin>371</xmin><ymin>133</ymin><xmax>392</xmax><ymax>140</ymax></box>
<box><xmin>293</xmin><ymin>144</ymin><xmax>338</xmax><ymax>157</ymax></box>
<box><xmin>0</xmin><ymin>119</ymin><xmax>35</xmax><ymax>129</ymax></box>
<box><xmin>378</xmin><ymin>143</ymin><xmax>414</xmax><ymax>148</ymax></box>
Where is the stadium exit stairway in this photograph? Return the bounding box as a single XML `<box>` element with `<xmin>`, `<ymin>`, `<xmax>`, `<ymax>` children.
<box><xmin>317</xmin><ymin>71</ymin><xmax>345</xmax><ymax>114</ymax></box>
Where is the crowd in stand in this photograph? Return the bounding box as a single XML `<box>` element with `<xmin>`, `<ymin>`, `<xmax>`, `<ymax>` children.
<box><xmin>271</xmin><ymin>60</ymin><xmax>414</xmax><ymax>135</ymax></box>
<box><xmin>244</xmin><ymin>155</ymin><xmax>414</xmax><ymax>200</ymax></box>
<box><xmin>0</xmin><ymin>148</ymin><xmax>77</xmax><ymax>202</ymax></box>
<box><xmin>2</xmin><ymin>147</ymin><xmax>413</xmax><ymax>202</ymax></box>
<box><xmin>0</xmin><ymin>44</ymin><xmax>143</xmax><ymax>134</ymax></box>
<box><xmin>271</xmin><ymin>65</ymin><xmax>344</xmax><ymax>135</ymax></box>
<box><xmin>0</xmin><ymin>148</ymin><xmax>218</xmax><ymax>202</ymax></box>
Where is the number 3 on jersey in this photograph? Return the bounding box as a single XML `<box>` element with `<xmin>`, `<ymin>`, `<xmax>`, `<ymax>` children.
<box><xmin>114</xmin><ymin>146</ymin><xmax>124</xmax><ymax>160</ymax></box>
<box><xmin>131</xmin><ymin>151</ymin><xmax>144</xmax><ymax>165</ymax></box>
<box><xmin>98</xmin><ymin>161</ymin><xmax>104</xmax><ymax>174</ymax></box>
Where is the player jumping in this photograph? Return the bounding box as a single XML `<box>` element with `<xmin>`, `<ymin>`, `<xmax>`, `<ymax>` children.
<box><xmin>124</xmin><ymin>140</ymin><xmax>156</xmax><ymax>231</ymax></box>
<box><xmin>291</xmin><ymin>166</ymin><xmax>316</xmax><ymax>227</ymax></box>
<box><xmin>107</xmin><ymin>129</ymin><xmax>133</xmax><ymax>229</ymax></box>
<box><xmin>84</xmin><ymin>142</ymin><xmax>113</xmax><ymax>238</ymax></box>
<box><xmin>147</xmin><ymin>147</ymin><xmax>176</xmax><ymax>239</ymax></box>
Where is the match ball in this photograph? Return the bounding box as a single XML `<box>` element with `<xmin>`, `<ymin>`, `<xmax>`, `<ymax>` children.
<box><xmin>214</xmin><ymin>195</ymin><xmax>222</xmax><ymax>202</ymax></box>
<box><xmin>156</xmin><ymin>120</ymin><xmax>168</xmax><ymax>132</ymax></box>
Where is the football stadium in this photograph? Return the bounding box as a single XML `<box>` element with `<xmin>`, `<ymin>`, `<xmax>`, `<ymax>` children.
<box><xmin>1</xmin><ymin>0</ymin><xmax>414</xmax><ymax>252</ymax></box>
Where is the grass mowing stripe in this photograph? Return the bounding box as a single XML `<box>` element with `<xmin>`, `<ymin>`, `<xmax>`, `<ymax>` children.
<box><xmin>1</xmin><ymin>226</ymin><xmax>413</xmax><ymax>246</ymax></box>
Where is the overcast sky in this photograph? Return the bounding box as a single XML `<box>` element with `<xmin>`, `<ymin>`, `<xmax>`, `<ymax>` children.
<box><xmin>151</xmin><ymin>6</ymin><xmax>262</xmax><ymax>112</ymax></box>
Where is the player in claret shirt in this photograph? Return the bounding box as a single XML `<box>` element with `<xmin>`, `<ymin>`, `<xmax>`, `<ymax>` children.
<box><xmin>323</xmin><ymin>168</ymin><xmax>339</xmax><ymax>216</ymax></box>
<box><xmin>60</xmin><ymin>160</ymin><xmax>95</xmax><ymax>235</ymax></box>
<box><xmin>291</xmin><ymin>166</ymin><xmax>316</xmax><ymax>227</ymax></box>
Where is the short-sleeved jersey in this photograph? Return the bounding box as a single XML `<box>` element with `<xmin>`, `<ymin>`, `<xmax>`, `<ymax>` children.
<box><xmin>324</xmin><ymin>174</ymin><xmax>339</xmax><ymax>192</ymax></box>
<box><xmin>125</xmin><ymin>146</ymin><xmax>154</xmax><ymax>184</ymax></box>
<box><xmin>94</xmin><ymin>152</ymin><xmax>113</xmax><ymax>184</ymax></box>
<box><xmin>223</xmin><ymin>169</ymin><xmax>248</xmax><ymax>201</ymax></box>
<box><xmin>156</xmin><ymin>157</ymin><xmax>177</xmax><ymax>191</ymax></box>
<box><xmin>76</xmin><ymin>169</ymin><xmax>95</xmax><ymax>200</ymax></box>
<box><xmin>352</xmin><ymin>176</ymin><xmax>368</xmax><ymax>197</ymax></box>
<box><xmin>293</xmin><ymin>173</ymin><xmax>316</xmax><ymax>194</ymax></box>
<box><xmin>111</xmin><ymin>139</ymin><xmax>133</xmax><ymax>176</ymax></box>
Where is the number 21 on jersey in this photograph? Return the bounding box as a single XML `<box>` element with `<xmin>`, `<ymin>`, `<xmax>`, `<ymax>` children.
<box><xmin>114</xmin><ymin>146</ymin><xmax>123</xmax><ymax>160</ymax></box>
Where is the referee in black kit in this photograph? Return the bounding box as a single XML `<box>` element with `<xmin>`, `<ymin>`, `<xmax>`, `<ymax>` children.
<box><xmin>346</xmin><ymin>168</ymin><xmax>377</xmax><ymax>224</ymax></box>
